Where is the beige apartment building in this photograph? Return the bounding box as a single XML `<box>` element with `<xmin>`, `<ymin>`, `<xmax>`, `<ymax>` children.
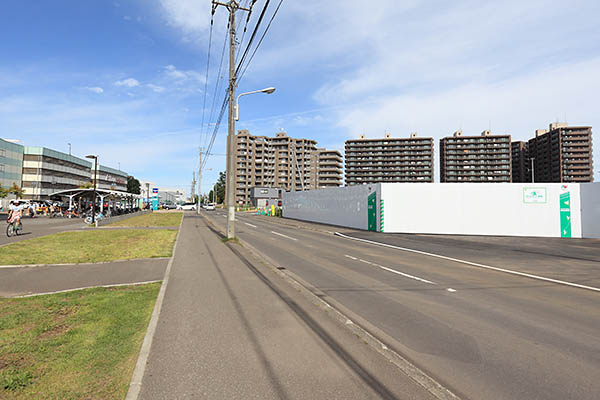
<box><xmin>234</xmin><ymin>130</ymin><xmax>342</xmax><ymax>205</ymax></box>
<box><xmin>345</xmin><ymin>133</ymin><xmax>434</xmax><ymax>185</ymax></box>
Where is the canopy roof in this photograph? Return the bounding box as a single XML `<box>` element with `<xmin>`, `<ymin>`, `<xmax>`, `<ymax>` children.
<box><xmin>48</xmin><ymin>188</ymin><xmax>143</xmax><ymax>199</ymax></box>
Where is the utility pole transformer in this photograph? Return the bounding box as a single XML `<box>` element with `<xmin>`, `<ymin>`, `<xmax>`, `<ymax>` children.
<box><xmin>212</xmin><ymin>0</ymin><xmax>252</xmax><ymax>239</ymax></box>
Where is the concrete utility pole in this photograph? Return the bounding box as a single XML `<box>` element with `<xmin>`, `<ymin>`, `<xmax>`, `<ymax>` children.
<box><xmin>197</xmin><ymin>147</ymin><xmax>202</xmax><ymax>214</ymax></box>
<box><xmin>191</xmin><ymin>172</ymin><xmax>196</xmax><ymax>202</ymax></box>
<box><xmin>212</xmin><ymin>0</ymin><xmax>251</xmax><ymax>239</ymax></box>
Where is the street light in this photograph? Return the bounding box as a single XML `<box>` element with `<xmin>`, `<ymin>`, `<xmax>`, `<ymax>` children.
<box><xmin>86</xmin><ymin>155</ymin><xmax>98</xmax><ymax>225</ymax></box>
<box><xmin>235</xmin><ymin>87</ymin><xmax>276</xmax><ymax>121</ymax></box>
<box><xmin>226</xmin><ymin>86</ymin><xmax>276</xmax><ymax>239</ymax></box>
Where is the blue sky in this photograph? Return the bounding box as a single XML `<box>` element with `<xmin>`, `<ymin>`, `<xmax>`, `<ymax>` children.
<box><xmin>1</xmin><ymin>0</ymin><xmax>599</xmax><ymax>192</ymax></box>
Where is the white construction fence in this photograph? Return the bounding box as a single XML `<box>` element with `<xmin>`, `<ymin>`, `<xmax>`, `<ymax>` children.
<box><xmin>282</xmin><ymin>183</ymin><xmax>600</xmax><ymax>238</ymax></box>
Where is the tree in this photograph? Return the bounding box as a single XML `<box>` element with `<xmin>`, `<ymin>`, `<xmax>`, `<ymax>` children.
<box><xmin>127</xmin><ymin>176</ymin><xmax>141</xmax><ymax>194</ymax></box>
<box><xmin>8</xmin><ymin>183</ymin><xmax>23</xmax><ymax>199</ymax></box>
<box><xmin>215</xmin><ymin>171</ymin><xmax>226</xmax><ymax>204</ymax></box>
<box><xmin>78</xmin><ymin>181</ymin><xmax>93</xmax><ymax>189</ymax></box>
<box><xmin>0</xmin><ymin>184</ymin><xmax>7</xmax><ymax>199</ymax></box>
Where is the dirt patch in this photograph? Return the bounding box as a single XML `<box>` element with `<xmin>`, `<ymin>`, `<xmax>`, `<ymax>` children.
<box><xmin>0</xmin><ymin>354</ymin><xmax>28</xmax><ymax>371</ymax></box>
<box><xmin>36</xmin><ymin>324</ymin><xmax>69</xmax><ymax>340</ymax></box>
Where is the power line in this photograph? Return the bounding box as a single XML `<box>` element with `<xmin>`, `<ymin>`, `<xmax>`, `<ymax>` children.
<box><xmin>235</xmin><ymin>0</ymin><xmax>271</xmax><ymax>77</ymax></box>
<box><xmin>199</xmin><ymin>13</ymin><xmax>215</xmax><ymax>151</ymax></box>
<box><xmin>238</xmin><ymin>0</ymin><xmax>284</xmax><ymax>85</ymax></box>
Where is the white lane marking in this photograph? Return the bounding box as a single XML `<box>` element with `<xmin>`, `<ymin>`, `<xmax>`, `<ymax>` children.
<box><xmin>245</xmin><ymin>222</ymin><xmax>257</xmax><ymax>228</ymax></box>
<box><xmin>378</xmin><ymin>265</ymin><xmax>437</xmax><ymax>285</ymax></box>
<box><xmin>271</xmin><ymin>231</ymin><xmax>298</xmax><ymax>241</ymax></box>
<box><xmin>335</xmin><ymin>232</ymin><xmax>600</xmax><ymax>293</ymax></box>
<box><xmin>447</xmin><ymin>288</ymin><xmax>457</xmax><ymax>293</ymax></box>
<box><xmin>347</xmin><ymin>254</ymin><xmax>437</xmax><ymax>285</ymax></box>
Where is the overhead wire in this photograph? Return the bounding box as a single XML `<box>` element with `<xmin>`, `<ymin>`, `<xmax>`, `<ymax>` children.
<box><xmin>238</xmin><ymin>0</ymin><xmax>284</xmax><ymax>85</ymax></box>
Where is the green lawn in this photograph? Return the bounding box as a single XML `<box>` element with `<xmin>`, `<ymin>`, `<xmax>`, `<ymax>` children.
<box><xmin>109</xmin><ymin>212</ymin><xmax>183</xmax><ymax>227</ymax></box>
<box><xmin>0</xmin><ymin>230</ymin><xmax>177</xmax><ymax>265</ymax></box>
<box><xmin>0</xmin><ymin>283</ymin><xmax>160</xmax><ymax>399</ymax></box>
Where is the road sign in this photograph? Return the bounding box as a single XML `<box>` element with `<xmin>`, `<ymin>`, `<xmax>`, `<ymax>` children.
<box><xmin>152</xmin><ymin>187</ymin><xmax>158</xmax><ymax>194</ymax></box>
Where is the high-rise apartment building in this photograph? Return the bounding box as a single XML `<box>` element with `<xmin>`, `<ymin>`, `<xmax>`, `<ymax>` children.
<box><xmin>528</xmin><ymin>123</ymin><xmax>593</xmax><ymax>183</ymax></box>
<box><xmin>440</xmin><ymin>130</ymin><xmax>511</xmax><ymax>182</ymax></box>
<box><xmin>315</xmin><ymin>149</ymin><xmax>343</xmax><ymax>188</ymax></box>
<box><xmin>511</xmin><ymin>141</ymin><xmax>530</xmax><ymax>183</ymax></box>
<box><xmin>234</xmin><ymin>130</ymin><xmax>342</xmax><ymax>205</ymax></box>
<box><xmin>345</xmin><ymin>133</ymin><xmax>434</xmax><ymax>186</ymax></box>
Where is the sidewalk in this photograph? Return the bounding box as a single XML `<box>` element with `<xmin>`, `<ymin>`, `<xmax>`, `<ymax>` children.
<box><xmin>136</xmin><ymin>214</ymin><xmax>436</xmax><ymax>399</ymax></box>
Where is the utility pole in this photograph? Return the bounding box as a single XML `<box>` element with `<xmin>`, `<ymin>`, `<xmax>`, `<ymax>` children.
<box><xmin>191</xmin><ymin>171</ymin><xmax>196</xmax><ymax>202</ymax></box>
<box><xmin>197</xmin><ymin>147</ymin><xmax>202</xmax><ymax>214</ymax></box>
<box><xmin>212</xmin><ymin>0</ymin><xmax>251</xmax><ymax>239</ymax></box>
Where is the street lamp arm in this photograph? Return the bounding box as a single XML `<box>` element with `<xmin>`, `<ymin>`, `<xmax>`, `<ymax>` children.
<box><xmin>235</xmin><ymin>87</ymin><xmax>276</xmax><ymax>121</ymax></box>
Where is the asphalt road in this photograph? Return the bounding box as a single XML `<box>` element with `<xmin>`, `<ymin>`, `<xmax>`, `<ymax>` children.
<box><xmin>139</xmin><ymin>213</ymin><xmax>436</xmax><ymax>399</ymax></box>
<box><xmin>0</xmin><ymin>216</ymin><xmax>86</xmax><ymax>246</ymax></box>
<box><xmin>204</xmin><ymin>209</ymin><xmax>600</xmax><ymax>400</ymax></box>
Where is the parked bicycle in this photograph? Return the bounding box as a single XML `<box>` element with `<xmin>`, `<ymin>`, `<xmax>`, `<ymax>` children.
<box><xmin>84</xmin><ymin>213</ymin><xmax>104</xmax><ymax>225</ymax></box>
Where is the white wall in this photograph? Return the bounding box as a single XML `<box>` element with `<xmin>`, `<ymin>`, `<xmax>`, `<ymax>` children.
<box><xmin>581</xmin><ymin>183</ymin><xmax>600</xmax><ymax>238</ymax></box>
<box><xmin>283</xmin><ymin>184</ymin><xmax>378</xmax><ymax>230</ymax></box>
<box><xmin>381</xmin><ymin>183</ymin><xmax>582</xmax><ymax>238</ymax></box>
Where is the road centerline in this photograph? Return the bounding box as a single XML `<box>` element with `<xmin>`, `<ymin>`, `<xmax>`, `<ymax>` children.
<box><xmin>271</xmin><ymin>231</ymin><xmax>298</xmax><ymax>241</ymax></box>
<box><xmin>347</xmin><ymin>254</ymin><xmax>437</xmax><ymax>285</ymax></box>
<box><xmin>335</xmin><ymin>232</ymin><xmax>600</xmax><ymax>293</ymax></box>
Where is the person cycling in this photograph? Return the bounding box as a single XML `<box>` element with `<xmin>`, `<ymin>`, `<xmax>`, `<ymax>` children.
<box><xmin>7</xmin><ymin>200</ymin><xmax>24</xmax><ymax>229</ymax></box>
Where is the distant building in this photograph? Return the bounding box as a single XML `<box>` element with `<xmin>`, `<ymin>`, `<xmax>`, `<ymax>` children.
<box><xmin>21</xmin><ymin>146</ymin><xmax>127</xmax><ymax>200</ymax></box>
<box><xmin>0</xmin><ymin>138</ymin><xmax>24</xmax><ymax>195</ymax></box>
<box><xmin>234</xmin><ymin>130</ymin><xmax>342</xmax><ymax>205</ymax></box>
<box><xmin>528</xmin><ymin>123</ymin><xmax>593</xmax><ymax>183</ymax></box>
<box><xmin>96</xmin><ymin>165</ymin><xmax>127</xmax><ymax>192</ymax></box>
<box><xmin>440</xmin><ymin>130</ymin><xmax>511</xmax><ymax>183</ymax></box>
<box><xmin>249</xmin><ymin>187</ymin><xmax>282</xmax><ymax>208</ymax></box>
<box><xmin>345</xmin><ymin>133</ymin><xmax>434</xmax><ymax>186</ymax></box>
<box><xmin>511</xmin><ymin>141</ymin><xmax>530</xmax><ymax>183</ymax></box>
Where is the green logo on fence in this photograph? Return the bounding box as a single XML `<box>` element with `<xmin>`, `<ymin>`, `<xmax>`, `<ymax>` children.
<box><xmin>559</xmin><ymin>192</ymin><xmax>571</xmax><ymax>238</ymax></box>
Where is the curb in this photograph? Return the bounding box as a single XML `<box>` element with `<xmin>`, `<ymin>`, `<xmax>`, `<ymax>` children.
<box><xmin>201</xmin><ymin>213</ymin><xmax>460</xmax><ymax>400</ymax></box>
<box><xmin>15</xmin><ymin>280</ymin><xmax>162</xmax><ymax>298</ymax></box>
<box><xmin>0</xmin><ymin>257</ymin><xmax>170</xmax><ymax>269</ymax></box>
<box><xmin>125</xmin><ymin>214</ymin><xmax>185</xmax><ymax>400</ymax></box>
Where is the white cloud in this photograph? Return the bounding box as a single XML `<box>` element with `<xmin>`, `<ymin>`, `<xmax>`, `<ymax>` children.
<box><xmin>159</xmin><ymin>0</ymin><xmax>211</xmax><ymax>39</ymax></box>
<box><xmin>115</xmin><ymin>78</ymin><xmax>140</xmax><ymax>87</ymax></box>
<box><xmin>123</xmin><ymin>15</ymin><xmax>132</xmax><ymax>21</ymax></box>
<box><xmin>164</xmin><ymin>64</ymin><xmax>203</xmax><ymax>83</ymax></box>
<box><xmin>84</xmin><ymin>87</ymin><xmax>104</xmax><ymax>94</ymax></box>
<box><xmin>147</xmin><ymin>84</ymin><xmax>166</xmax><ymax>93</ymax></box>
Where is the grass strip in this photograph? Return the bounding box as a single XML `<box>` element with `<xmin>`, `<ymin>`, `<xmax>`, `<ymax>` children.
<box><xmin>0</xmin><ymin>282</ymin><xmax>161</xmax><ymax>399</ymax></box>
<box><xmin>0</xmin><ymin>229</ymin><xmax>177</xmax><ymax>265</ymax></box>
<box><xmin>109</xmin><ymin>212</ymin><xmax>183</xmax><ymax>227</ymax></box>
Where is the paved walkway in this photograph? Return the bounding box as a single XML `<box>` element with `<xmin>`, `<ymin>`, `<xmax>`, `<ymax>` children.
<box><xmin>0</xmin><ymin>258</ymin><xmax>168</xmax><ymax>297</ymax></box>
<box><xmin>137</xmin><ymin>213</ymin><xmax>434</xmax><ymax>399</ymax></box>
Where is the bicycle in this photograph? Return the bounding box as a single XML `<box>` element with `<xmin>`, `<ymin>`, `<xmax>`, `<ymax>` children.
<box><xmin>6</xmin><ymin>220</ymin><xmax>23</xmax><ymax>237</ymax></box>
